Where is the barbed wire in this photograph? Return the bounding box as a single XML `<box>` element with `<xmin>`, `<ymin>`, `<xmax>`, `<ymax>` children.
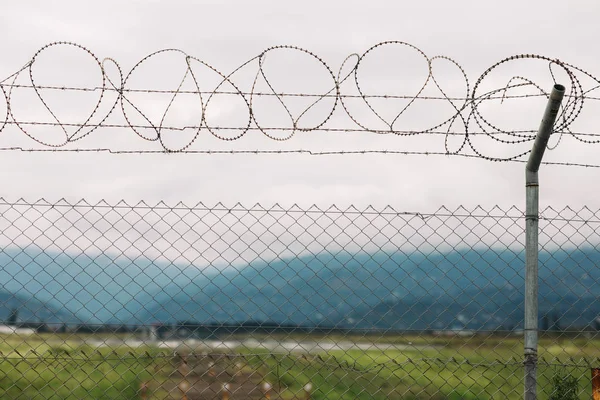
<box><xmin>1</xmin><ymin>83</ymin><xmax>572</xmax><ymax>100</ymax></box>
<box><xmin>1</xmin><ymin>146</ymin><xmax>599</xmax><ymax>168</ymax></box>
<box><xmin>5</xmin><ymin>118</ymin><xmax>600</xmax><ymax>139</ymax></box>
<box><xmin>0</xmin><ymin>42</ymin><xmax>600</xmax><ymax>161</ymax></box>
<box><xmin>1</xmin><ymin>121</ymin><xmax>544</xmax><ymax>135</ymax></box>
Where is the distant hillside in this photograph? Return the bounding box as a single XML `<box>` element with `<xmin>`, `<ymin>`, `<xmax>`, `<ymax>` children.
<box><xmin>2</xmin><ymin>246</ymin><xmax>599</xmax><ymax>331</ymax></box>
<box><xmin>0</xmin><ymin>289</ymin><xmax>77</xmax><ymax>325</ymax></box>
<box><xmin>136</xmin><ymin>247</ymin><xmax>600</xmax><ymax>331</ymax></box>
<box><xmin>0</xmin><ymin>247</ymin><xmax>195</xmax><ymax>324</ymax></box>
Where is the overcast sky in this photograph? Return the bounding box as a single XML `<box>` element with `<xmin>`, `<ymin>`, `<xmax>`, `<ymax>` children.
<box><xmin>1</xmin><ymin>0</ymin><xmax>599</xmax><ymax>212</ymax></box>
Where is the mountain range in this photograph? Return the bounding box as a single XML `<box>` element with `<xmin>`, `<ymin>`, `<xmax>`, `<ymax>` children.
<box><xmin>0</xmin><ymin>245</ymin><xmax>598</xmax><ymax>331</ymax></box>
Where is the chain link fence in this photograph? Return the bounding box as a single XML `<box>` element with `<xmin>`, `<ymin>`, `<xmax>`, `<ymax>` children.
<box><xmin>0</xmin><ymin>198</ymin><xmax>598</xmax><ymax>399</ymax></box>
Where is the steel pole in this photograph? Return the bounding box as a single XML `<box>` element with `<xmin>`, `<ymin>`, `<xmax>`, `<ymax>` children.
<box><xmin>524</xmin><ymin>84</ymin><xmax>565</xmax><ymax>400</ymax></box>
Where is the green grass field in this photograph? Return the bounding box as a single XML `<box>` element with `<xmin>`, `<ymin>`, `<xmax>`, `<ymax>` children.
<box><xmin>0</xmin><ymin>334</ymin><xmax>158</xmax><ymax>399</ymax></box>
<box><xmin>0</xmin><ymin>332</ymin><xmax>596</xmax><ymax>399</ymax></box>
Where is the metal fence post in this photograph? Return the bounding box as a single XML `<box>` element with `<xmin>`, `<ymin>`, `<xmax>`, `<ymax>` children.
<box><xmin>524</xmin><ymin>84</ymin><xmax>565</xmax><ymax>400</ymax></box>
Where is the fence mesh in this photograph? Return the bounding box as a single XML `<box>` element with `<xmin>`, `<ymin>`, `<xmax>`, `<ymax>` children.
<box><xmin>0</xmin><ymin>199</ymin><xmax>598</xmax><ymax>399</ymax></box>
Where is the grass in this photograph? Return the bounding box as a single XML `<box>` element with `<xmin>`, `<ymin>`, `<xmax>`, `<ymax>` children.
<box><xmin>240</xmin><ymin>333</ymin><xmax>600</xmax><ymax>400</ymax></box>
<box><xmin>0</xmin><ymin>334</ymin><xmax>159</xmax><ymax>399</ymax></box>
<box><xmin>243</xmin><ymin>349</ymin><xmax>595</xmax><ymax>399</ymax></box>
<box><xmin>0</xmin><ymin>332</ymin><xmax>597</xmax><ymax>399</ymax></box>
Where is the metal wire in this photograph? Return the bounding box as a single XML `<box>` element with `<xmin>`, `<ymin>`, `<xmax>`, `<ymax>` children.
<box><xmin>1</xmin><ymin>146</ymin><xmax>599</xmax><ymax>169</ymax></box>
<box><xmin>2</xmin><ymin>41</ymin><xmax>600</xmax><ymax>161</ymax></box>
